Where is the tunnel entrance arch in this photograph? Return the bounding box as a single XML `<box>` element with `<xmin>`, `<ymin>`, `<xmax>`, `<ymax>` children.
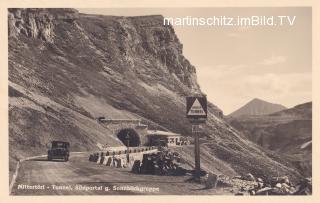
<box><xmin>116</xmin><ymin>128</ymin><xmax>141</xmax><ymax>147</ymax></box>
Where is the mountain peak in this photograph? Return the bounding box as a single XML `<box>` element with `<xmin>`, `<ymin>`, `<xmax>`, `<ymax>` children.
<box><xmin>249</xmin><ymin>98</ymin><xmax>265</xmax><ymax>103</ymax></box>
<box><xmin>251</xmin><ymin>97</ymin><xmax>263</xmax><ymax>102</ymax></box>
<box><xmin>229</xmin><ymin>98</ymin><xmax>287</xmax><ymax>117</ymax></box>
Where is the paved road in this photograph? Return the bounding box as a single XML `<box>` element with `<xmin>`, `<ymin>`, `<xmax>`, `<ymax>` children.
<box><xmin>11</xmin><ymin>153</ymin><xmax>230</xmax><ymax>195</ymax></box>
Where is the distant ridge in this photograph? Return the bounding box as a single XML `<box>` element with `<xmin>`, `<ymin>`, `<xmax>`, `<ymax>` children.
<box><xmin>228</xmin><ymin>98</ymin><xmax>287</xmax><ymax>117</ymax></box>
<box><xmin>227</xmin><ymin>102</ymin><xmax>312</xmax><ymax>176</ymax></box>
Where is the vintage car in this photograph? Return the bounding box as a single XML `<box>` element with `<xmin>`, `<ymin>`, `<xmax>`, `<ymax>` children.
<box><xmin>47</xmin><ymin>141</ymin><xmax>70</xmax><ymax>161</ymax></box>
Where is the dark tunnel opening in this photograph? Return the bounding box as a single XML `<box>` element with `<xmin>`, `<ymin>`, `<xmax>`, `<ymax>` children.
<box><xmin>116</xmin><ymin>128</ymin><xmax>141</xmax><ymax>147</ymax></box>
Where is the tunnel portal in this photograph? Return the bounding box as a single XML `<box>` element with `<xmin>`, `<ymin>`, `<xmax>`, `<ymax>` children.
<box><xmin>116</xmin><ymin>128</ymin><xmax>141</xmax><ymax>147</ymax></box>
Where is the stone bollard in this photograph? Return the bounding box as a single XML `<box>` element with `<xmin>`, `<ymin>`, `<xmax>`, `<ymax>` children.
<box><xmin>113</xmin><ymin>157</ymin><xmax>118</xmax><ymax>167</ymax></box>
<box><xmin>106</xmin><ymin>157</ymin><xmax>113</xmax><ymax>166</ymax></box>
<box><xmin>99</xmin><ymin>156</ymin><xmax>105</xmax><ymax>164</ymax></box>
<box><xmin>102</xmin><ymin>156</ymin><xmax>109</xmax><ymax>165</ymax></box>
<box><xmin>92</xmin><ymin>154</ymin><xmax>97</xmax><ymax>162</ymax></box>
<box><xmin>117</xmin><ymin>158</ymin><xmax>123</xmax><ymax>167</ymax></box>
<box><xmin>122</xmin><ymin>157</ymin><xmax>128</xmax><ymax>168</ymax></box>
<box><xmin>96</xmin><ymin>155</ymin><xmax>101</xmax><ymax>164</ymax></box>
<box><xmin>127</xmin><ymin>156</ymin><xmax>135</xmax><ymax>168</ymax></box>
<box><xmin>89</xmin><ymin>154</ymin><xmax>93</xmax><ymax>162</ymax></box>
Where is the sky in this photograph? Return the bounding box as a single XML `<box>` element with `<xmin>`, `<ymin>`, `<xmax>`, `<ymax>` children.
<box><xmin>78</xmin><ymin>8</ymin><xmax>312</xmax><ymax>114</ymax></box>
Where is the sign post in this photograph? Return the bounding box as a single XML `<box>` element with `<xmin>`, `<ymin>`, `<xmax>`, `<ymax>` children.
<box><xmin>186</xmin><ymin>95</ymin><xmax>207</xmax><ymax>182</ymax></box>
<box><xmin>192</xmin><ymin>124</ymin><xmax>201</xmax><ymax>180</ymax></box>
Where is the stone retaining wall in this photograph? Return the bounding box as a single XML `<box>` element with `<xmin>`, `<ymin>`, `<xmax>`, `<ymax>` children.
<box><xmin>89</xmin><ymin>146</ymin><xmax>158</xmax><ymax>168</ymax></box>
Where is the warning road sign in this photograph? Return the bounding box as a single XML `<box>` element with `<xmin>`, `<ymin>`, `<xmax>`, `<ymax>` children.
<box><xmin>186</xmin><ymin>96</ymin><xmax>207</xmax><ymax>119</ymax></box>
<box><xmin>187</xmin><ymin>98</ymin><xmax>206</xmax><ymax>116</ymax></box>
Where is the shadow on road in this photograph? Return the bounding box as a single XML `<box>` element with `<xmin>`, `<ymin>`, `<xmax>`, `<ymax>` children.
<box><xmin>119</xmin><ymin>170</ymin><xmax>194</xmax><ymax>177</ymax></box>
<box><xmin>190</xmin><ymin>187</ymin><xmax>210</xmax><ymax>191</ymax></box>
<box><xmin>27</xmin><ymin>158</ymin><xmax>67</xmax><ymax>162</ymax></box>
<box><xmin>79</xmin><ymin>180</ymin><xmax>186</xmax><ymax>184</ymax></box>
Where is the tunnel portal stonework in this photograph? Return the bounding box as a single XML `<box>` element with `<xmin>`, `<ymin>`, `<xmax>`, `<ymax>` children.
<box><xmin>98</xmin><ymin>119</ymin><xmax>148</xmax><ymax>146</ymax></box>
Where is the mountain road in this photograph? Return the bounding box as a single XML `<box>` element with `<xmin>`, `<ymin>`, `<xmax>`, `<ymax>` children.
<box><xmin>11</xmin><ymin>153</ymin><xmax>229</xmax><ymax>195</ymax></box>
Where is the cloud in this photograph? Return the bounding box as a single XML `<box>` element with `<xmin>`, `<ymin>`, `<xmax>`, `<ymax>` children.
<box><xmin>259</xmin><ymin>55</ymin><xmax>287</xmax><ymax>65</ymax></box>
<box><xmin>197</xmin><ymin>65</ymin><xmax>311</xmax><ymax>114</ymax></box>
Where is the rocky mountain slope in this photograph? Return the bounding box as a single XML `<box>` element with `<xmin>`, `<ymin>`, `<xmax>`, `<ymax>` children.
<box><xmin>228</xmin><ymin>98</ymin><xmax>287</xmax><ymax>118</ymax></box>
<box><xmin>9</xmin><ymin>8</ymin><xmax>302</xmax><ymax>182</ymax></box>
<box><xmin>227</xmin><ymin>102</ymin><xmax>312</xmax><ymax>176</ymax></box>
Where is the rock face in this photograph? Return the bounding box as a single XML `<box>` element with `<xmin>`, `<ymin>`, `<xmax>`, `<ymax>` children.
<box><xmin>8</xmin><ymin>8</ymin><xmax>79</xmax><ymax>42</ymax></box>
<box><xmin>227</xmin><ymin>102</ymin><xmax>312</xmax><ymax>176</ymax></box>
<box><xmin>228</xmin><ymin>98</ymin><xmax>287</xmax><ymax>118</ymax></box>
<box><xmin>9</xmin><ymin>9</ymin><xmax>301</xmax><ymax>183</ymax></box>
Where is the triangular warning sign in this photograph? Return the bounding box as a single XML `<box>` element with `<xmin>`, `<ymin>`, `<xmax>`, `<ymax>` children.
<box><xmin>187</xmin><ymin>98</ymin><xmax>206</xmax><ymax>116</ymax></box>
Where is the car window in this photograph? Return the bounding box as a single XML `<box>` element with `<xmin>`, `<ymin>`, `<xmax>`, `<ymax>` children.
<box><xmin>52</xmin><ymin>142</ymin><xmax>66</xmax><ymax>148</ymax></box>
